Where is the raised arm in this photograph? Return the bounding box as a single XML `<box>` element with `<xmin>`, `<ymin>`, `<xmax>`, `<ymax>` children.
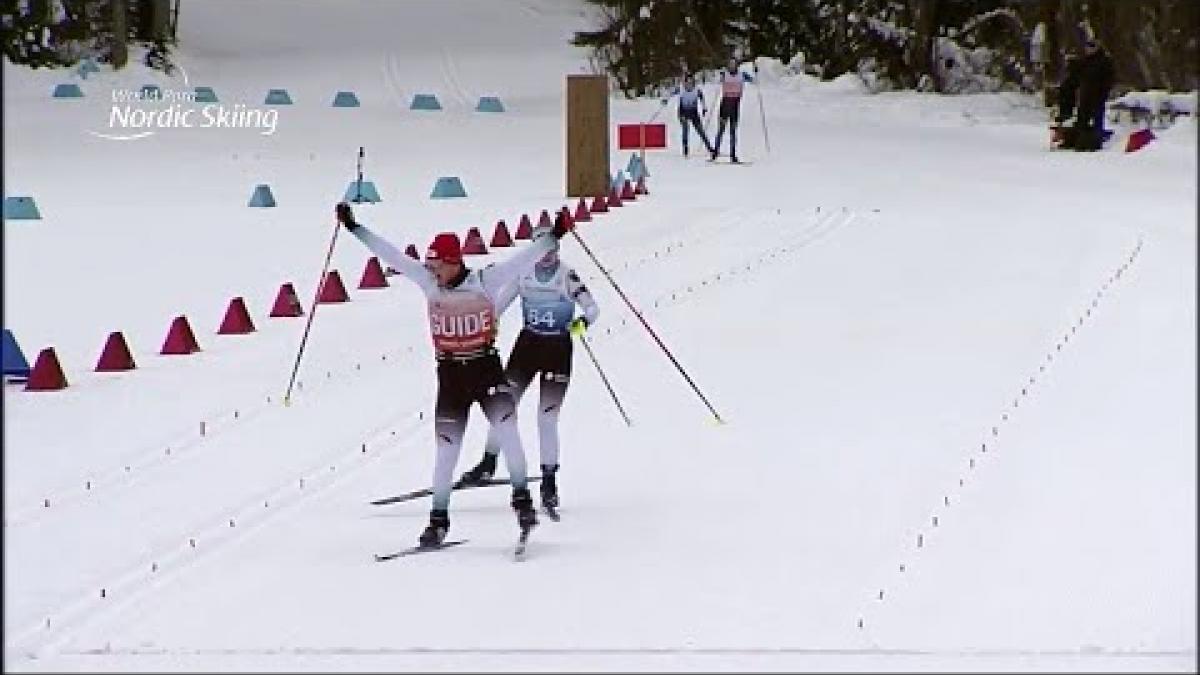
<box><xmin>480</xmin><ymin>215</ymin><xmax>569</xmax><ymax>301</ymax></box>
<box><xmin>335</xmin><ymin>203</ymin><xmax>436</xmax><ymax>294</ymax></box>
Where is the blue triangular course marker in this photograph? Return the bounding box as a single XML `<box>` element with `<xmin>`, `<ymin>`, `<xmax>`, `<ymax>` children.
<box><xmin>53</xmin><ymin>83</ymin><xmax>83</xmax><ymax>98</ymax></box>
<box><xmin>475</xmin><ymin>96</ymin><xmax>505</xmax><ymax>113</ymax></box>
<box><xmin>610</xmin><ymin>170</ymin><xmax>628</xmax><ymax>191</ymax></box>
<box><xmin>410</xmin><ymin>94</ymin><xmax>442</xmax><ymax>111</ymax></box>
<box><xmin>2</xmin><ymin>329</ymin><xmax>31</xmax><ymax>379</ymax></box>
<box><xmin>345</xmin><ymin>180</ymin><xmax>381</xmax><ymax>203</ymax></box>
<box><xmin>76</xmin><ymin>58</ymin><xmax>99</xmax><ymax>79</ymax></box>
<box><xmin>333</xmin><ymin>91</ymin><xmax>361</xmax><ymax>107</ymax></box>
<box><xmin>249</xmin><ymin>184</ymin><xmax>277</xmax><ymax>207</ymax></box>
<box><xmin>194</xmin><ymin>86</ymin><xmax>218</xmax><ymax>103</ymax></box>
<box><xmin>626</xmin><ymin>153</ymin><xmax>649</xmax><ymax>181</ymax></box>
<box><xmin>265</xmin><ymin>89</ymin><xmax>293</xmax><ymax>105</ymax></box>
<box><xmin>3</xmin><ymin>196</ymin><xmax>41</xmax><ymax>220</ymax></box>
<box><xmin>430</xmin><ymin>177</ymin><xmax>467</xmax><ymax>199</ymax></box>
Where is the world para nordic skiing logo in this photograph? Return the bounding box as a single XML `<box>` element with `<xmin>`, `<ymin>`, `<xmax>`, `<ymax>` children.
<box><xmin>88</xmin><ymin>66</ymin><xmax>278</xmax><ymax>141</ymax></box>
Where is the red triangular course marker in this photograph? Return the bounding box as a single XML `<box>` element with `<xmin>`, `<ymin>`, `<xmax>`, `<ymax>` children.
<box><xmin>463</xmin><ymin>227</ymin><xmax>488</xmax><ymax>255</ymax></box>
<box><xmin>270</xmin><ymin>282</ymin><xmax>303</xmax><ymax>317</ymax></box>
<box><xmin>590</xmin><ymin>194</ymin><xmax>608</xmax><ymax>213</ymax></box>
<box><xmin>95</xmin><ymin>331</ymin><xmax>136</xmax><ymax>371</ymax></box>
<box><xmin>318</xmin><ymin>270</ymin><xmax>349</xmax><ymax>303</ymax></box>
<box><xmin>359</xmin><ymin>256</ymin><xmax>388</xmax><ymax>289</ymax></box>
<box><xmin>218</xmin><ymin>296</ymin><xmax>256</xmax><ymax>334</ymax></box>
<box><xmin>574</xmin><ymin>198</ymin><xmax>591</xmax><ymax>222</ymax></box>
<box><xmin>515</xmin><ymin>214</ymin><xmax>533</xmax><ymax>240</ymax></box>
<box><xmin>26</xmin><ymin>347</ymin><xmax>68</xmax><ymax>390</ymax></box>
<box><xmin>490</xmin><ymin>220</ymin><xmax>514</xmax><ymax>247</ymax></box>
<box><xmin>608</xmin><ymin>186</ymin><xmax>623</xmax><ymax>207</ymax></box>
<box><xmin>161</xmin><ymin>315</ymin><xmax>201</xmax><ymax>355</ymax></box>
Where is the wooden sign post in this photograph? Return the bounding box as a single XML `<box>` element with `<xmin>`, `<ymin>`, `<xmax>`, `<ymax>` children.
<box><xmin>566</xmin><ymin>74</ymin><xmax>610</xmax><ymax>198</ymax></box>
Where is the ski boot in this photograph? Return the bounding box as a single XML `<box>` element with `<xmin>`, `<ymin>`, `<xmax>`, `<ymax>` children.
<box><xmin>511</xmin><ymin>486</ymin><xmax>538</xmax><ymax>531</ymax></box>
<box><xmin>540</xmin><ymin>464</ymin><xmax>559</xmax><ymax>508</ymax></box>
<box><xmin>457</xmin><ymin>452</ymin><xmax>497</xmax><ymax>488</ymax></box>
<box><xmin>418</xmin><ymin>509</ymin><xmax>450</xmax><ymax>548</ymax></box>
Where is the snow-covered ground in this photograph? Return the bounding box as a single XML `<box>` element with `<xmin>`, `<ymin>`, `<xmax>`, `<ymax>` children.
<box><xmin>3</xmin><ymin>1</ymin><xmax>1196</xmax><ymax>671</ymax></box>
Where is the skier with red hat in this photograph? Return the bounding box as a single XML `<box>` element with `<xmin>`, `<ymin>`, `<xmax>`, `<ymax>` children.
<box><xmin>335</xmin><ymin>201</ymin><xmax>570</xmax><ymax>548</ymax></box>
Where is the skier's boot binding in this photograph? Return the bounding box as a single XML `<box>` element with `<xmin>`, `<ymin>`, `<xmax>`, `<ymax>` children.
<box><xmin>458</xmin><ymin>452</ymin><xmax>497</xmax><ymax>487</ymax></box>
<box><xmin>511</xmin><ymin>487</ymin><xmax>538</xmax><ymax>530</ymax></box>
<box><xmin>540</xmin><ymin>464</ymin><xmax>559</xmax><ymax>508</ymax></box>
<box><xmin>419</xmin><ymin>508</ymin><xmax>450</xmax><ymax>548</ymax></box>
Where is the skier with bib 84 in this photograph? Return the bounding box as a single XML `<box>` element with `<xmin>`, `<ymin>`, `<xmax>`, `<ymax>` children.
<box><xmin>335</xmin><ymin>201</ymin><xmax>570</xmax><ymax>547</ymax></box>
<box><xmin>458</xmin><ymin>242</ymin><xmax>599</xmax><ymax>512</ymax></box>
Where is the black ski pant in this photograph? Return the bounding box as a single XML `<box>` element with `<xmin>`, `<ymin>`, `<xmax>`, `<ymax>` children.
<box><xmin>484</xmin><ymin>330</ymin><xmax>573</xmax><ymax>468</ymax></box>
<box><xmin>679</xmin><ymin>106</ymin><xmax>712</xmax><ymax>155</ymax></box>
<box><xmin>713</xmin><ymin>97</ymin><xmax>741</xmax><ymax>159</ymax></box>
<box><xmin>432</xmin><ymin>352</ymin><xmax>529</xmax><ymax>510</ymax></box>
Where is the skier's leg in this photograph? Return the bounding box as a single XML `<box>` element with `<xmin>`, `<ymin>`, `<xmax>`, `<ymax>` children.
<box><xmin>692</xmin><ymin>113</ymin><xmax>714</xmax><ymax>153</ymax></box>
<box><xmin>430</xmin><ymin>371</ymin><xmax>471</xmax><ymax>511</ymax></box>
<box><xmin>481</xmin><ymin>371</ymin><xmax>531</xmax><ymax>455</ymax></box>
<box><xmin>679</xmin><ymin>112</ymin><xmax>689</xmax><ymax>155</ymax></box>
<box><xmin>729</xmin><ymin>104</ymin><xmax>740</xmax><ymax>160</ymax></box>
<box><xmin>713</xmin><ymin>114</ymin><xmax>727</xmax><ymax>159</ymax></box>
<box><xmin>535</xmin><ymin>339</ymin><xmax>571</xmax><ymax>507</ymax></box>
<box><xmin>472</xmin><ymin>337</ymin><xmax>536</xmax><ymax>483</ymax></box>
<box><xmin>477</xmin><ymin>354</ymin><xmax>537</xmax><ymax>527</ymax></box>
<box><xmin>421</xmin><ymin>366</ymin><xmax>471</xmax><ymax>546</ymax></box>
<box><xmin>478</xmin><ymin>358</ymin><xmax>529</xmax><ymax>492</ymax></box>
<box><xmin>537</xmin><ymin>372</ymin><xmax>569</xmax><ymax>464</ymax></box>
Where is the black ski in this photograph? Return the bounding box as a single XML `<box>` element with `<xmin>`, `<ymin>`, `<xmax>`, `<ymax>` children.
<box><xmin>514</xmin><ymin>527</ymin><xmax>532</xmax><ymax>560</ymax></box>
<box><xmin>371</xmin><ymin>476</ymin><xmax>541</xmax><ymax>506</ymax></box>
<box><xmin>374</xmin><ymin>539</ymin><xmax>467</xmax><ymax>561</ymax></box>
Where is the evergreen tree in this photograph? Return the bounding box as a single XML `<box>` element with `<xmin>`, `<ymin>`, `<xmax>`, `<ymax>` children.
<box><xmin>573</xmin><ymin>0</ymin><xmax>1197</xmax><ymax>98</ymax></box>
<box><xmin>2</xmin><ymin>0</ymin><xmax>176</xmax><ymax>72</ymax></box>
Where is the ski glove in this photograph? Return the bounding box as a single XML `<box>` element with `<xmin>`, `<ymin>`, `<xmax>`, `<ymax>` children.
<box><xmin>569</xmin><ymin>317</ymin><xmax>588</xmax><ymax>337</ymax></box>
<box><xmin>335</xmin><ymin>202</ymin><xmax>359</xmax><ymax>230</ymax></box>
<box><xmin>551</xmin><ymin>211</ymin><xmax>572</xmax><ymax>238</ymax></box>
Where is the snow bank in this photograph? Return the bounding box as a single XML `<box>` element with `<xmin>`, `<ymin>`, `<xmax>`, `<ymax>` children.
<box><xmin>1112</xmin><ymin>89</ymin><xmax>1198</xmax><ymax>115</ymax></box>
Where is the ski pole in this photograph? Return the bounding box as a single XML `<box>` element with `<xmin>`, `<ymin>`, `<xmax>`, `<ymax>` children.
<box><xmin>702</xmin><ymin>80</ymin><xmax>717</xmax><ymax>137</ymax></box>
<box><xmin>645</xmin><ymin>93</ymin><xmax>670</xmax><ymax>124</ymax></box>
<box><xmin>282</xmin><ymin>210</ymin><xmax>343</xmax><ymax>406</ymax></box>
<box><xmin>567</xmin><ymin>227</ymin><xmax>724</xmax><ymax>424</ymax></box>
<box><xmin>754</xmin><ymin>63</ymin><xmax>770</xmax><ymax>154</ymax></box>
<box><xmin>577</xmin><ymin>334</ymin><xmax>632</xmax><ymax>427</ymax></box>
<box><xmin>354</xmin><ymin>146</ymin><xmax>364</xmax><ymax>202</ymax></box>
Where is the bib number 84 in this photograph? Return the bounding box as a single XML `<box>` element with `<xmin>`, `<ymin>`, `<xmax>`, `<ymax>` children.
<box><xmin>527</xmin><ymin>308</ymin><xmax>557</xmax><ymax>328</ymax></box>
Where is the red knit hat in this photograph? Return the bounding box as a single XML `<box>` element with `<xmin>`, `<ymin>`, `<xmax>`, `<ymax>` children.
<box><xmin>426</xmin><ymin>232</ymin><xmax>462</xmax><ymax>264</ymax></box>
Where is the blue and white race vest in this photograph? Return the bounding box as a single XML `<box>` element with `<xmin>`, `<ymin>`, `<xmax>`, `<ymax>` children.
<box><xmin>521</xmin><ymin>266</ymin><xmax>577</xmax><ymax>335</ymax></box>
